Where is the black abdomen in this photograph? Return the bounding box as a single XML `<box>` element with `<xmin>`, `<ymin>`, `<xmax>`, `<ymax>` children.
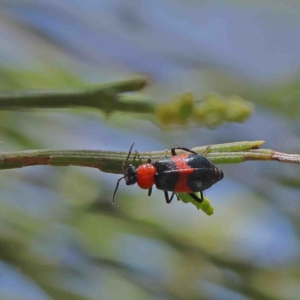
<box><xmin>153</xmin><ymin>154</ymin><xmax>218</xmax><ymax>192</ymax></box>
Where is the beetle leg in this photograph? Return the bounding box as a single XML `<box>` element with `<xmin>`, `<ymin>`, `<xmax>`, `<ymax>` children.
<box><xmin>164</xmin><ymin>191</ymin><xmax>173</xmax><ymax>204</ymax></box>
<box><xmin>134</xmin><ymin>150</ymin><xmax>140</xmax><ymax>159</ymax></box>
<box><xmin>170</xmin><ymin>192</ymin><xmax>179</xmax><ymax>201</ymax></box>
<box><xmin>169</xmin><ymin>192</ymin><xmax>176</xmax><ymax>202</ymax></box>
<box><xmin>134</xmin><ymin>149</ymin><xmax>152</xmax><ymax>164</ymax></box>
<box><xmin>188</xmin><ymin>192</ymin><xmax>203</xmax><ymax>203</ymax></box>
<box><xmin>148</xmin><ymin>186</ymin><xmax>152</xmax><ymax>196</ymax></box>
<box><xmin>171</xmin><ymin>147</ymin><xmax>198</xmax><ymax>156</ymax></box>
<box><xmin>200</xmin><ymin>146</ymin><xmax>211</xmax><ymax>157</ymax></box>
<box><xmin>164</xmin><ymin>149</ymin><xmax>168</xmax><ymax>158</ymax></box>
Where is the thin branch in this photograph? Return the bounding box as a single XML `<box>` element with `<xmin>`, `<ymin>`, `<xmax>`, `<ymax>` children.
<box><xmin>0</xmin><ymin>77</ymin><xmax>153</xmax><ymax>114</ymax></box>
<box><xmin>272</xmin><ymin>151</ymin><xmax>300</xmax><ymax>163</ymax></box>
<box><xmin>0</xmin><ymin>141</ymin><xmax>299</xmax><ymax>174</ymax></box>
<box><xmin>0</xmin><ymin>79</ymin><xmax>253</xmax><ymax>129</ymax></box>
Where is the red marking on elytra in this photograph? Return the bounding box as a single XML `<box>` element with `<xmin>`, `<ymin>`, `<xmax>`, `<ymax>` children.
<box><xmin>171</xmin><ymin>154</ymin><xmax>194</xmax><ymax>192</ymax></box>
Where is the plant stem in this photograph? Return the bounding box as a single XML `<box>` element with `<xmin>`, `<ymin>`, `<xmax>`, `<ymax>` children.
<box><xmin>0</xmin><ymin>141</ymin><xmax>299</xmax><ymax>174</ymax></box>
<box><xmin>0</xmin><ymin>78</ymin><xmax>153</xmax><ymax>113</ymax></box>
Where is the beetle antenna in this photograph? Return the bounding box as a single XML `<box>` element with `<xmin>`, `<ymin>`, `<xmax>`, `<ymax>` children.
<box><xmin>112</xmin><ymin>176</ymin><xmax>125</xmax><ymax>203</ymax></box>
<box><xmin>122</xmin><ymin>142</ymin><xmax>135</xmax><ymax>170</ymax></box>
<box><xmin>114</xmin><ymin>143</ymin><xmax>135</xmax><ymax>203</ymax></box>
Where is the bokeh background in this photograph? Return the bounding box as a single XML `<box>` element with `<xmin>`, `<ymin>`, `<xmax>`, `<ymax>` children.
<box><xmin>1</xmin><ymin>1</ymin><xmax>300</xmax><ymax>300</ymax></box>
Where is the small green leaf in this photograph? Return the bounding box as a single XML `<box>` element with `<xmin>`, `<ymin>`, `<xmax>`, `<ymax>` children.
<box><xmin>177</xmin><ymin>192</ymin><xmax>214</xmax><ymax>216</ymax></box>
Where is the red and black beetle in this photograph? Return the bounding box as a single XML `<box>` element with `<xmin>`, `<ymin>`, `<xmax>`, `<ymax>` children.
<box><xmin>113</xmin><ymin>143</ymin><xmax>224</xmax><ymax>203</ymax></box>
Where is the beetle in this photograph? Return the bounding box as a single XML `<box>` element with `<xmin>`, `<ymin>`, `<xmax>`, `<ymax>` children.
<box><xmin>113</xmin><ymin>143</ymin><xmax>224</xmax><ymax>204</ymax></box>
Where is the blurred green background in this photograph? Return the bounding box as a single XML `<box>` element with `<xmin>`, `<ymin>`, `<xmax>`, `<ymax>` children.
<box><xmin>1</xmin><ymin>1</ymin><xmax>300</xmax><ymax>300</ymax></box>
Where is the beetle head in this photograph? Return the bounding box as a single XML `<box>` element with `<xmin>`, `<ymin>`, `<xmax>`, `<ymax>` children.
<box><xmin>124</xmin><ymin>164</ymin><xmax>137</xmax><ymax>185</ymax></box>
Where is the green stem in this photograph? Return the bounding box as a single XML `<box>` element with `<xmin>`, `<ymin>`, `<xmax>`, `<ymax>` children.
<box><xmin>0</xmin><ymin>78</ymin><xmax>153</xmax><ymax>113</ymax></box>
<box><xmin>0</xmin><ymin>141</ymin><xmax>299</xmax><ymax>174</ymax></box>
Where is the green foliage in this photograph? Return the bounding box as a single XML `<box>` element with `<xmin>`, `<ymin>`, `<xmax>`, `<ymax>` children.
<box><xmin>0</xmin><ymin>67</ymin><xmax>81</xmax><ymax>90</ymax></box>
<box><xmin>156</xmin><ymin>92</ymin><xmax>253</xmax><ymax>128</ymax></box>
<box><xmin>178</xmin><ymin>193</ymin><xmax>214</xmax><ymax>215</ymax></box>
<box><xmin>0</xmin><ymin>41</ymin><xmax>300</xmax><ymax>300</ymax></box>
<box><xmin>250</xmin><ymin>76</ymin><xmax>300</xmax><ymax>118</ymax></box>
